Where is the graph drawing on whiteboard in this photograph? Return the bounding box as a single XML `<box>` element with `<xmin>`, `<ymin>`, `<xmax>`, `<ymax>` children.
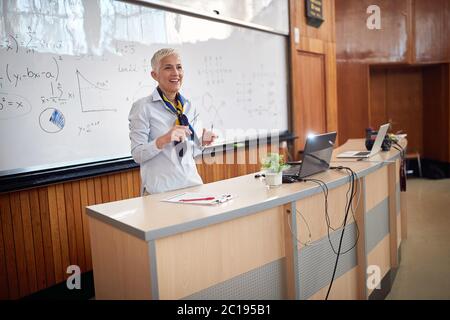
<box><xmin>76</xmin><ymin>69</ymin><xmax>117</xmax><ymax>113</ymax></box>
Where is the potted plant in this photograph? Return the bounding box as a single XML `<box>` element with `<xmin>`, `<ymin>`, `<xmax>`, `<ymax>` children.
<box><xmin>261</xmin><ymin>153</ymin><xmax>290</xmax><ymax>187</ymax></box>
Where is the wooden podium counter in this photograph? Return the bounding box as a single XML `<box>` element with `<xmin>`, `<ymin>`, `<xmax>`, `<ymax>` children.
<box><xmin>86</xmin><ymin>139</ymin><xmax>407</xmax><ymax>300</ymax></box>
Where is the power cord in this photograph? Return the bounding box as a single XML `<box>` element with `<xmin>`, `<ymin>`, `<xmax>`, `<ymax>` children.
<box><xmin>392</xmin><ymin>141</ymin><xmax>407</xmax><ymax>191</ymax></box>
<box><xmin>302</xmin><ymin>166</ymin><xmax>358</xmax><ymax>300</ymax></box>
<box><xmin>301</xmin><ymin>175</ymin><xmax>359</xmax><ymax>255</ymax></box>
<box><xmin>286</xmin><ymin>208</ymin><xmax>313</xmax><ymax>247</ymax></box>
<box><xmin>325</xmin><ymin>166</ymin><xmax>358</xmax><ymax>300</ymax></box>
<box><xmin>329</xmin><ymin>166</ymin><xmax>360</xmax><ymax>254</ymax></box>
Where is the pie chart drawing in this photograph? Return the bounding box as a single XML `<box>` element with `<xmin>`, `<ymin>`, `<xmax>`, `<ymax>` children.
<box><xmin>39</xmin><ymin>107</ymin><xmax>65</xmax><ymax>133</ymax></box>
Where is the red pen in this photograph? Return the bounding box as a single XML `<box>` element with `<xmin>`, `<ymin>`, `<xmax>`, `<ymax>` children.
<box><xmin>179</xmin><ymin>197</ymin><xmax>215</xmax><ymax>202</ymax></box>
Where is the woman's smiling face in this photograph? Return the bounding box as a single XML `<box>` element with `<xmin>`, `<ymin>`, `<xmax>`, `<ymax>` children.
<box><xmin>151</xmin><ymin>54</ymin><xmax>184</xmax><ymax>97</ymax></box>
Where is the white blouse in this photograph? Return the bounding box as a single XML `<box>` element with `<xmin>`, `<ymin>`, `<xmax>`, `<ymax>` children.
<box><xmin>128</xmin><ymin>88</ymin><xmax>204</xmax><ymax>194</ymax></box>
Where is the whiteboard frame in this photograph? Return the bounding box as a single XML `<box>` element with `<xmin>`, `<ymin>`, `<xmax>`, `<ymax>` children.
<box><xmin>122</xmin><ymin>0</ymin><xmax>289</xmax><ymax>36</ymax></box>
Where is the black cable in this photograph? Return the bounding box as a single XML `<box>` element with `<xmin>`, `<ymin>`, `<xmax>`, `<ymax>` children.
<box><xmin>303</xmin><ymin>177</ymin><xmax>344</xmax><ymax>254</ymax></box>
<box><xmin>302</xmin><ymin>173</ymin><xmax>359</xmax><ymax>255</ymax></box>
<box><xmin>301</xmin><ymin>166</ymin><xmax>359</xmax><ymax>300</ymax></box>
<box><xmin>338</xmin><ymin>167</ymin><xmax>360</xmax><ymax>254</ymax></box>
<box><xmin>324</xmin><ymin>166</ymin><xmax>357</xmax><ymax>300</ymax></box>
<box><xmin>393</xmin><ymin>141</ymin><xmax>406</xmax><ymax>159</ymax></box>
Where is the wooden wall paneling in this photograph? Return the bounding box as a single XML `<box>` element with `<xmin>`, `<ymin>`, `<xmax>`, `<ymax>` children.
<box><xmin>86</xmin><ymin>178</ymin><xmax>97</xmax><ymax>269</ymax></box>
<box><xmin>369</xmin><ymin>67</ymin><xmax>388</xmax><ymax>128</ymax></box>
<box><xmin>414</xmin><ymin>0</ymin><xmax>447</xmax><ymax>63</ymax></box>
<box><xmin>107</xmin><ymin>175</ymin><xmax>116</xmax><ymax>202</ymax></box>
<box><xmin>245</xmin><ymin>148</ymin><xmax>253</xmax><ymax>177</ymax></box>
<box><xmin>335</xmin><ymin>0</ymin><xmax>410</xmax><ymax>63</ymax></box>
<box><xmin>71</xmin><ymin>181</ymin><xmax>86</xmax><ymax>272</ymax></box>
<box><xmin>9</xmin><ymin>192</ymin><xmax>29</xmax><ymax>297</ymax></box>
<box><xmin>218</xmin><ymin>163</ymin><xmax>226</xmax><ymax>182</ymax></box>
<box><xmin>236</xmin><ymin>147</ymin><xmax>248</xmax><ymax>177</ymax></box>
<box><xmin>38</xmin><ymin>187</ymin><xmax>55</xmax><ymax>287</ymax></box>
<box><xmin>63</xmin><ymin>183</ymin><xmax>77</xmax><ymax>268</ymax></box>
<box><xmin>79</xmin><ymin>180</ymin><xmax>92</xmax><ymax>271</ymax></box>
<box><xmin>447</xmin><ymin>1</ymin><xmax>450</xmax><ymax>61</ymax></box>
<box><xmin>337</xmin><ymin>63</ymin><xmax>370</xmax><ymax>143</ymax></box>
<box><xmin>298</xmin><ymin>37</ymin><xmax>326</xmax><ymax>54</ymax></box>
<box><xmin>195</xmin><ymin>162</ymin><xmax>204</xmax><ymax>182</ymax></box>
<box><xmin>208</xmin><ymin>160</ymin><xmax>217</xmax><ymax>183</ymax></box>
<box><xmin>225</xmin><ymin>152</ymin><xmax>236</xmax><ymax>180</ymax></box>
<box><xmin>199</xmin><ymin>162</ymin><xmax>208</xmax><ymax>183</ymax></box>
<box><xmin>0</xmin><ymin>202</ymin><xmax>9</xmax><ymax>299</ymax></box>
<box><xmin>94</xmin><ymin>177</ymin><xmax>103</xmax><ymax>204</ymax></box>
<box><xmin>407</xmin><ymin>0</ymin><xmax>416</xmax><ymax>63</ymax></box>
<box><xmin>47</xmin><ymin>186</ymin><xmax>63</xmax><ymax>283</ymax></box>
<box><xmin>55</xmin><ymin>184</ymin><xmax>70</xmax><ymax>280</ymax></box>
<box><xmin>386</xmin><ymin>68</ymin><xmax>423</xmax><ymax>154</ymax></box>
<box><xmin>293</xmin><ymin>0</ymin><xmax>336</xmax><ymax>43</ymax></box>
<box><xmin>325</xmin><ymin>42</ymin><xmax>339</xmax><ymax>136</ymax></box>
<box><xmin>86</xmin><ymin>179</ymin><xmax>96</xmax><ymax>207</ymax></box>
<box><xmin>126</xmin><ymin>172</ymin><xmax>134</xmax><ymax>198</ymax></box>
<box><xmin>19</xmin><ymin>191</ymin><xmax>38</xmax><ymax>294</ymax></box>
<box><xmin>28</xmin><ymin>189</ymin><xmax>47</xmax><ymax>291</ymax></box>
<box><xmin>100</xmin><ymin>176</ymin><xmax>110</xmax><ymax>203</ymax></box>
<box><xmin>205</xmin><ymin>156</ymin><xmax>216</xmax><ymax>184</ymax></box>
<box><xmin>290</xmin><ymin>0</ymin><xmax>337</xmax><ymax>154</ymax></box>
<box><xmin>132</xmin><ymin>170</ymin><xmax>141</xmax><ymax>197</ymax></box>
<box><xmin>293</xmin><ymin>51</ymin><xmax>327</xmax><ymax>157</ymax></box>
<box><xmin>0</xmin><ymin>193</ymin><xmax>17</xmax><ymax>299</ymax></box>
<box><xmin>423</xmin><ymin>64</ymin><xmax>450</xmax><ymax>162</ymax></box>
<box><xmin>114</xmin><ymin>174</ymin><xmax>123</xmax><ymax>200</ymax></box>
<box><xmin>120</xmin><ymin>172</ymin><xmax>130</xmax><ymax>199</ymax></box>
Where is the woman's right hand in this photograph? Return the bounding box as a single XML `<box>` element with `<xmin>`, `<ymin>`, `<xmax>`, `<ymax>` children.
<box><xmin>156</xmin><ymin>125</ymin><xmax>192</xmax><ymax>149</ymax></box>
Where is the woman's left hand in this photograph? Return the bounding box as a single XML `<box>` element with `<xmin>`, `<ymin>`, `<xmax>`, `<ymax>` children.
<box><xmin>201</xmin><ymin>128</ymin><xmax>218</xmax><ymax>146</ymax></box>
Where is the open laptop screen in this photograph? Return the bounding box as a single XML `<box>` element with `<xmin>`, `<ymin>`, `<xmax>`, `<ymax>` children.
<box><xmin>298</xmin><ymin>132</ymin><xmax>337</xmax><ymax>179</ymax></box>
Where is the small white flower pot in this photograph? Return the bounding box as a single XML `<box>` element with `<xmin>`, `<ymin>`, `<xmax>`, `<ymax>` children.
<box><xmin>265</xmin><ymin>172</ymin><xmax>282</xmax><ymax>187</ymax></box>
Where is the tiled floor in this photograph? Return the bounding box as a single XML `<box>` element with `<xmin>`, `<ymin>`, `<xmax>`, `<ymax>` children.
<box><xmin>387</xmin><ymin>178</ymin><xmax>450</xmax><ymax>300</ymax></box>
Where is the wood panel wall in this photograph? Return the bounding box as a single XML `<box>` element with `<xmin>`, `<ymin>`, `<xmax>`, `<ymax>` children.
<box><xmin>369</xmin><ymin>67</ymin><xmax>424</xmax><ymax>154</ymax></box>
<box><xmin>336</xmin><ymin>0</ymin><xmax>412</xmax><ymax>64</ymax></box>
<box><xmin>414</xmin><ymin>0</ymin><xmax>450</xmax><ymax>64</ymax></box>
<box><xmin>336</xmin><ymin>62</ymin><xmax>369</xmax><ymax>141</ymax></box>
<box><xmin>293</xmin><ymin>52</ymin><xmax>327</xmax><ymax>150</ymax></box>
<box><xmin>423</xmin><ymin>64</ymin><xmax>450</xmax><ymax>162</ymax></box>
<box><xmin>0</xmin><ymin>145</ymin><xmax>285</xmax><ymax>299</ymax></box>
<box><xmin>289</xmin><ymin>0</ymin><xmax>338</xmax><ymax>158</ymax></box>
<box><xmin>336</xmin><ymin>0</ymin><xmax>450</xmax><ymax>156</ymax></box>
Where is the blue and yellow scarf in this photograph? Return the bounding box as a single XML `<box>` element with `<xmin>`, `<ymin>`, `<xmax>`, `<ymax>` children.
<box><xmin>157</xmin><ymin>87</ymin><xmax>195</xmax><ymax>140</ymax></box>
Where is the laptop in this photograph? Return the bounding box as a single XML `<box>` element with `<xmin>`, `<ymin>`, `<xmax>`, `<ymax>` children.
<box><xmin>336</xmin><ymin>123</ymin><xmax>390</xmax><ymax>158</ymax></box>
<box><xmin>283</xmin><ymin>132</ymin><xmax>337</xmax><ymax>180</ymax></box>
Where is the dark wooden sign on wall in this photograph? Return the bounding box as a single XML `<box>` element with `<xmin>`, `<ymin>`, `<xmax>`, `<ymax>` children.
<box><xmin>305</xmin><ymin>0</ymin><xmax>324</xmax><ymax>28</ymax></box>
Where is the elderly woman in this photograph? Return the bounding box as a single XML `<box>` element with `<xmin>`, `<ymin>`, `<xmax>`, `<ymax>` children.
<box><xmin>128</xmin><ymin>48</ymin><xmax>216</xmax><ymax>195</ymax></box>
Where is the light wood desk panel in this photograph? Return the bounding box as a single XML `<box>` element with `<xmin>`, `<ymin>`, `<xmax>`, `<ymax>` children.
<box><xmin>155</xmin><ymin>206</ymin><xmax>285</xmax><ymax>299</ymax></box>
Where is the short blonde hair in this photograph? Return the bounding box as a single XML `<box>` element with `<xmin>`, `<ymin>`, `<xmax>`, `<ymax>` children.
<box><xmin>151</xmin><ymin>48</ymin><xmax>181</xmax><ymax>71</ymax></box>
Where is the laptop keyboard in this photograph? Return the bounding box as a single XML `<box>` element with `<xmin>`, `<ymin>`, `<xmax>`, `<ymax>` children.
<box><xmin>354</xmin><ymin>151</ymin><xmax>370</xmax><ymax>156</ymax></box>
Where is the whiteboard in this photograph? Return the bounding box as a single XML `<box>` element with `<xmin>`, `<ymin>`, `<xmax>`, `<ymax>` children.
<box><xmin>0</xmin><ymin>0</ymin><xmax>289</xmax><ymax>175</ymax></box>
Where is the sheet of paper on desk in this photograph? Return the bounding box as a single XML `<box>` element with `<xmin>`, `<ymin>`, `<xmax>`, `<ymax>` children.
<box><xmin>162</xmin><ymin>192</ymin><xmax>234</xmax><ymax>205</ymax></box>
